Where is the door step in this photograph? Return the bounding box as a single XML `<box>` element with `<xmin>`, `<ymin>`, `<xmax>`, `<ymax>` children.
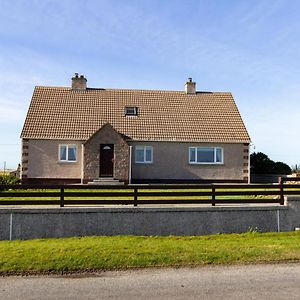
<box><xmin>87</xmin><ymin>178</ymin><xmax>124</xmax><ymax>186</ymax></box>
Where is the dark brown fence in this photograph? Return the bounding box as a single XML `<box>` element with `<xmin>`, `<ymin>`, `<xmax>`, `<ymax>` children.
<box><xmin>1</xmin><ymin>177</ymin><xmax>300</xmax><ymax>207</ymax></box>
<box><xmin>280</xmin><ymin>176</ymin><xmax>300</xmax><ymax>183</ymax></box>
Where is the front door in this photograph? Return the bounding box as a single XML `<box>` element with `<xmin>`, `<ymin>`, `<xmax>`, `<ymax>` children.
<box><xmin>99</xmin><ymin>144</ymin><xmax>114</xmax><ymax>177</ymax></box>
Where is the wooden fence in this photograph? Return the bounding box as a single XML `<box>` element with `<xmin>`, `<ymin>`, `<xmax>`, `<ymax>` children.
<box><xmin>0</xmin><ymin>177</ymin><xmax>300</xmax><ymax>207</ymax></box>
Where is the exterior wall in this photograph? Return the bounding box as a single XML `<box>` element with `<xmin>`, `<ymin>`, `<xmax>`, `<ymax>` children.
<box><xmin>22</xmin><ymin>138</ymin><xmax>246</xmax><ymax>183</ymax></box>
<box><xmin>84</xmin><ymin>124</ymin><xmax>129</xmax><ymax>182</ymax></box>
<box><xmin>243</xmin><ymin>143</ymin><xmax>250</xmax><ymax>183</ymax></box>
<box><xmin>130</xmin><ymin>141</ymin><xmax>245</xmax><ymax>181</ymax></box>
<box><xmin>21</xmin><ymin>139</ymin><xmax>29</xmax><ymax>181</ymax></box>
<box><xmin>25</xmin><ymin>139</ymin><xmax>83</xmax><ymax>179</ymax></box>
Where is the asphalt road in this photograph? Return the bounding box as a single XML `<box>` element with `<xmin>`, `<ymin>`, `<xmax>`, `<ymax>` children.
<box><xmin>1</xmin><ymin>263</ymin><xmax>300</xmax><ymax>300</ymax></box>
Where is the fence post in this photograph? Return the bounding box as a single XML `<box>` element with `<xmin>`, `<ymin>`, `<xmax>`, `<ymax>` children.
<box><xmin>60</xmin><ymin>186</ymin><xmax>65</xmax><ymax>207</ymax></box>
<box><xmin>133</xmin><ymin>187</ymin><xmax>138</xmax><ymax>207</ymax></box>
<box><xmin>212</xmin><ymin>184</ymin><xmax>216</xmax><ymax>206</ymax></box>
<box><xmin>279</xmin><ymin>177</ymin><xmax>284</xmax><ymax>205</ymax></box>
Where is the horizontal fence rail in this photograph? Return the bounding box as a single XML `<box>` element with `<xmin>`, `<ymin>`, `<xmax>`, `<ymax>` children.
<box><xmin>1</xmin><ymin>177</ymin><xmax>300</xmax><ymax>207</ymax></box>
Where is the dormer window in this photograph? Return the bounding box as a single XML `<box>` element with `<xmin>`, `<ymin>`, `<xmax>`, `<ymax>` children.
<box><xmin>125</xmin><ymin>106</ymin><xmax>138</xmax><ymax>116</ymax></box>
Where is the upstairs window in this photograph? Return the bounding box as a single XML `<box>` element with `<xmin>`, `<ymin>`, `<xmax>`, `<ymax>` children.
<box><xmin>135</xmin><ymin>146</ymin><xmax>153</xmax><ymax>164</ymax></box>
<box><xmin>59</xmin><ymin>145</ymin><xmax>77</xmax><ymax>162</ymax></box>
<box><xmin>125</xmin><ymin>106</ymin><xmax>138</xmax><ymax>116</ymax></box>
<box><xmin>189</xmin><ymin>147</ymin><xmax>223</xmax><ymax>164</ymax></box>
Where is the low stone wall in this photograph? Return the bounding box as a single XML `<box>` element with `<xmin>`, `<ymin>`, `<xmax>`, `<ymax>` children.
<box><xmin>1</xmin><ymin>198</ymin><xmax>300</xmax><ymax>240</ymax></box>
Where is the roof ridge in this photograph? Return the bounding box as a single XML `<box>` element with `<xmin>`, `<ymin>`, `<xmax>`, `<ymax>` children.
<box><xmin>34</xmin><ymin>85</ymin><xmax>232</xmax><ymax>94</ymax></box>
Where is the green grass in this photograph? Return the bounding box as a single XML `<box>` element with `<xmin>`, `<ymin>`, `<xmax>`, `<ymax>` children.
<box><xmin>1</xmin><ymin>232</ymin><xmax>300</xmax><ymax>275</ymax></box>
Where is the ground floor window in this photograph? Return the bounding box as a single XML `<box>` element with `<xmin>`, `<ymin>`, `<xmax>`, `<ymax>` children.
<box><xmin>135</xmin><ymin>146</ymin><xmax>153</xmax><ymax>163</ymax></box>
<box><xmin>59</xmin><ymin>145</ymin><xmax>77</xmax><ymax>162</ymax></box>
<box><xmin>189</xmin><ymin>147</ymin><xmax>223</xmax><ymax>164</ymax></box>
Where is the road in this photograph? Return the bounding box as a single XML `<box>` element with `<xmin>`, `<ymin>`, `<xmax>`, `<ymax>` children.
<box><xmin>1</xmin><ymin>263</ymin><xmax>300</xmax><ymax>299</ymax></box>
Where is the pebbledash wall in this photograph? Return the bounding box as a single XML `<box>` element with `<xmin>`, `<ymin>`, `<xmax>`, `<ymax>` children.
<box><xmin>21</xmin><ymin>136</ymin><xmax>249</xmax><ymax>183</ymax></box>
<box><xmin>1</xmin><ymin>197</ymin><xmax>300</xmax><ymax>240</ymax></box>
<box><xmin>24</xmin><ymin>139</ymin><xmax>83</xmax><ymax>180</ymax></box>
<box><xmin>130</xmin><ymin>141</ymin><xmax>249</xmax><ymax>182</ymax></box>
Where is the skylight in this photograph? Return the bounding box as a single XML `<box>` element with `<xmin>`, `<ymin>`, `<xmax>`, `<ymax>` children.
<box><xmin>125</xmin><ymin>106</ymin><xmax>138</xmax><ymax>116</ymax></box>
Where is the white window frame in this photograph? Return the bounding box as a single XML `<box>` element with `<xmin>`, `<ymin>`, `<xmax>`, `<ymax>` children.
<box><xmin>59</xmin><ymin>144</ymin><xmax>77</xmax><ymax>163</ymax></box>
<box><xmin>135</xmin><ymin>146</ymin><xmax>153</xmax><ymax>164</ymax></box>
<box><xmin>189</xmin><ymin>147</ymin><xmax>223</xmax><ymax>165</ymax></box>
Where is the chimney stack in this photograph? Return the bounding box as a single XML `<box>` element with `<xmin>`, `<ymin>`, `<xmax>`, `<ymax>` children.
<box><xmin>72</xmin><ymin>73</ymin><xmax>87</xmax><ymax>90</ymax></box>
<box><xmin>185</xmin><ymin>77</ymin><xmax>196</xmax><ymax>94</ymax></box>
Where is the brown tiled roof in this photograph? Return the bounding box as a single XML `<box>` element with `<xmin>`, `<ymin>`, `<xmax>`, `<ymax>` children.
<box><xmin>21</xmin><ymin>86</ymin><xmax>251</xmax><ymax>143</ymax></box>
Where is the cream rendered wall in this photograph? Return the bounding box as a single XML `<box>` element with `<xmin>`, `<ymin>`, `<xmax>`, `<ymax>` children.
<box><xmin>130</xmin><ymin>141</ymin><xmax>245</xmax><ymax>180</ymax></box>
<box><xmin>27</xmin><ymin>139</ymin><xmax>83</xmax><ymax>178</ymax></box>
<box><xmin>26</xmin><ymin>139</ymin><xmax>246</xmax><ymax>181</ymax></box>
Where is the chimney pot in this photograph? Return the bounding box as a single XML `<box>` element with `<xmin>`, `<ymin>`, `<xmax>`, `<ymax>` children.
<box><xmin>72</xmin><ymin>73</ymin><xmax>87</xmax><ymax>90</ymax></box>
<box><xmin>185</xmin><ymin>77</ymin><xmax>196</xmax><ymax>94</ymax></box>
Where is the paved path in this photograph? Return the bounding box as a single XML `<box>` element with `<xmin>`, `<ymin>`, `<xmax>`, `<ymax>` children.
<box><xmin>1</xmin><ymin>263</ymin><xmax>300</xmax><ymax>299</ymax></box>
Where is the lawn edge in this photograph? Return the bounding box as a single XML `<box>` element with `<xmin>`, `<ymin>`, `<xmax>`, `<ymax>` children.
<box><xmin>2</xmin><ymin>259</ymin><xmax>300</xmax><ymax>277</ymax></box>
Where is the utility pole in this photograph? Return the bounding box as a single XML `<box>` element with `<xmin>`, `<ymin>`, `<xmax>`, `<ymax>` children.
<box><xmin>3</xmin><ymin>161</ymin><xmax>6</xmax><ymax>175</ymax></box>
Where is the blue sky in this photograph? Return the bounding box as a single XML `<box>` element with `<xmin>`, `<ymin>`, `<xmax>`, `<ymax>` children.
<box><xmin>0</xmin><ymin>0</ymin><xmax>299</xmax><ymax>169</ymax></box>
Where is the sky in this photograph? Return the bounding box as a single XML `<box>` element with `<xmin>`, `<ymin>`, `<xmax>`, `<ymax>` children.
<box><xmin>0</xmin><ymin>0</ymin><xmax>300</xmax><ymax>169</ymax></box>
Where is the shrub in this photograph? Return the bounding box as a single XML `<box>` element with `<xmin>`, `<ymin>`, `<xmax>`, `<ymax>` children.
<box><xmin>0</xmin><ymin>174</ymin><xmax>20</xmax><ymax>185</ymax></box>
<box><xmin>250</xmin><ymin>152</ymin><xmax>291</xmax><ymax>175</ymax></box>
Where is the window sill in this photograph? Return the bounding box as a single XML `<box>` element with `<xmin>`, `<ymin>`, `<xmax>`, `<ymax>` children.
<box><xmin>58</xmin><ymin>161</ymin><xmax>78</xmax><ymax>164</ymax></box>
<box><xmin>189</xmin><ymin>162</ymin><xmax>224</xmax><ymax>165</ymax></box>
<box><xmin>135</xmin><ymin>162</ymin><xmax>153</xmax><ymax>164</ymax></box>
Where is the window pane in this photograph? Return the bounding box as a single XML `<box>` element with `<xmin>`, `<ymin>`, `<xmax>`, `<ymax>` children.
<box><xmin>197</xmin><ymin>148</ymin><xmax>214</xmax><ymax>163</ymax></box>
<box><xmin>126</xmin><ymin>107</ymin><xmax>137</xmax><ymax>115</ymax></box>
<box><xmin>135</xmin><ymin>148</ymin><xmax>144</xmax><ymax>162</ymax></box>
<box><xmin>68</xmin><ymin>146</ymin><xmax>77</xmax><ymax>161</ymax></box>
<box><xmin>189</xmin><ymin>148</ymin><xmax>196</xmax><ymax>162</ymax></box>
<box><xmin>60</xmin><ymin>145</ymin><xmax>67</xmax><ymax>161</ymax></box>
<box><xmin>216</xmin><ymin>148</ymin><xmax>222</xmax><ymax>163</ymax></box>
<box><xmin>145</xmin><ymin>147</ymin><xmax>152</xmax><ymax>162</ymax></box>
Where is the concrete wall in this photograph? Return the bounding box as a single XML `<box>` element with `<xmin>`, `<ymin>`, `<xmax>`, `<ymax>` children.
<box><xmin>26</xmin><ymin>139</ymin><xmax>84</xmax><ymax>179</ymax></box>
<box><xmin>1</xmin><ymin>198</ymin><xmax>300</xmax><ymax>240</ymax></box>
<box><xmin>130</xmin><ymin>141</ymin><xmax>248</xmax><ymax>181</ymax></box>
<box><xmin>251</xmin><ymin>174</ymin><xmax>283</xmax><ymax>183</ymax></box>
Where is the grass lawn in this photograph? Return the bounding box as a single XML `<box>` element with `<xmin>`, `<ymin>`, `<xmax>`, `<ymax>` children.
<box><xmin>1</xmin><ymin>232</ymin><xmax>300</xmax><ymax>275</ymax></box>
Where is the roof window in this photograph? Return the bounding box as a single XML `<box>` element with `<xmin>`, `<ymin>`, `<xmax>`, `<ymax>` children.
<box><xmin>125</xmin><ymin>106</ymin><xmax>138</xmax><ymax>116</ymax></box>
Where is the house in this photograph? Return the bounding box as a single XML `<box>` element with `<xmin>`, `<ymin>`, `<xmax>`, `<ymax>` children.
<box><xmin>20</xmin><ymin>74</ymin><xmax>251</xmax><ymax>184</ymax></box>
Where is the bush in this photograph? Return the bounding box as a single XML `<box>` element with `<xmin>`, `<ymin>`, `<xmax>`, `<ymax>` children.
<box><xmin>273</xmin><ymin>162</ymin><xmax>292</xmax><ymax>175</ymax></box>
<box><xmin>250</xmin><ymin>152</ymin><xmax>291</xmax><ymax>175</ymax></box>
<box><xmin>0</xmin><ymin>174</ymin><xmax>20</xmax><ymax>185</ymax></box>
